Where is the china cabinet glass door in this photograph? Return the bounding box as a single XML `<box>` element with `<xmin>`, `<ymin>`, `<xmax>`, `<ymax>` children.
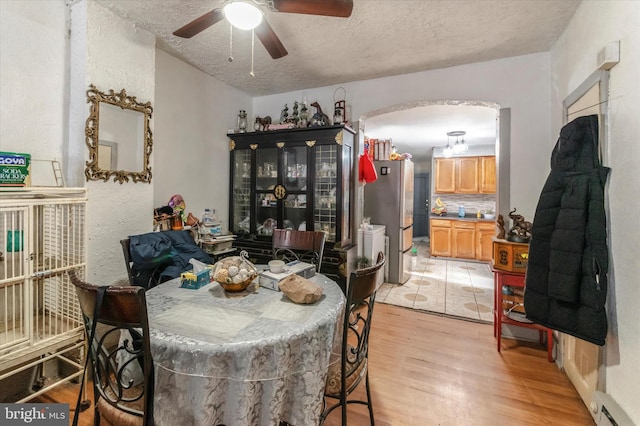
<box><xmin>283</xmin><ymin>146</ymin><xmax>308</xmax><ymax>231</ymax></box>
<box><xmin>256</xmin><ymin>148</ymin><xmax>279</xmax><ymax>235</ymax></box>
<box><xmin>314</xmin><ymin>145</ymin><xmax>337</xmax><ymax>242</ymax></box>
<box><xmin>232</xmin><ymin>149</ymin><xmax>251</xmax><ymax>234</ymax></box>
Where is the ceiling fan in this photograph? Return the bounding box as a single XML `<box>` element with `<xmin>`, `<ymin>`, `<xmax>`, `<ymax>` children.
<box><xmin>173</xmin><ymin>0</ymin><xmax>354</xmax><ymax>59</ymax></box>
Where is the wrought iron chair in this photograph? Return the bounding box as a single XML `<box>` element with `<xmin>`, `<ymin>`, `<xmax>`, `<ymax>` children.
<box><xmin>320</xmin><ymin>251</ymin><xmax>386</xmax><ymax>425</ymax></box>
<box><xmin>272</xmin><ymin>229</ymin><xmax>326</xmax><ymax>271</ymax></box>
<box><xmin>69</xmin><ymin>270</ymin><xmax>154</xmax><ymax>426</ymax></box>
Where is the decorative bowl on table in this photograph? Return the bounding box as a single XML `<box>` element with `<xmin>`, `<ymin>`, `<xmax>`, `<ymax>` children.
<box><xmin>212</xmin><ymin>251</ymin><xmax>258</xmax><ymax>292</ymax></box>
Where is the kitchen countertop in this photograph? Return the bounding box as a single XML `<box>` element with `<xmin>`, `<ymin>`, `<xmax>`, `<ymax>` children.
<box><xmin>430</xmin><ymin>213</ymin><xmax>496</xmax><ymax>222</ymax></box>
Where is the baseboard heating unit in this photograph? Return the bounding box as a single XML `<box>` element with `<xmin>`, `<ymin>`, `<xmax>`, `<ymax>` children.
<box><xmin>591</xmin><ymin>391</ymin><xmax>635</xmax><ymax>426</ymax></box>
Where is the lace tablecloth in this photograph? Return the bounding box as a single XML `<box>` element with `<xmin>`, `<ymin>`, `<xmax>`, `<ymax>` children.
<box><xmin>146</xmin><ymin>274</ymin><xmax>345</xmax><ymax>426</ymax></box>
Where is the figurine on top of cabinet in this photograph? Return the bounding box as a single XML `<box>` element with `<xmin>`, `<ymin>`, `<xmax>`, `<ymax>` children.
<box><xmin>299</xmin><ymin>102</ymin><xmax>309</xmax><ymax>128</ymax></box>
<box><xmin>279</xmin><ymin>104</ymin><xmax>289</xmax><ymax>124</ymax></box>
<box><xmin>507</xmin><ymin>208</ymin><xmax>532</xmax><ymax>242</ymax></box>
<box><xmin>310</xmin><ymin>101</ymin><xmax>330</xmax><ymax>127</ymax></box>
<box><xmin>254</xmin><ymin>116</ymin><xmax>271</xmax><ymax>131</ymax></box>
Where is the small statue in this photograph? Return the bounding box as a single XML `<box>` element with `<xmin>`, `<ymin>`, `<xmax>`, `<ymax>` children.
<box><xmin>310</xmin><ymin>101</ymin><xmax>329</xmax><ymax>127</ymax></box>
<box><xmin>280</xmin><ymin>104</ymin><xmax>289</xmax><ymax>124</ymax></box>
<box><xmin>291</xmin><ymin>101</ymin><xmax>299</xmax><ymax>124</ymax></box>
<box><xmin>255</xmin><ymin>115</ymin><xmax>271</xmax><ymax>131</ymax></box>
<box><xmin>507</xmin><ymin>208</ymin><xmax>532</xmax><ymax>242</ymax></box>
<box><xmin>299</xmin><ymin>102</ymin><xmax>309</xmax><ymax>128</ymax></box>
<box><xmin>496</xmin><ymin>214</ymin><xmax>506</xmax><ymax>239</ymax></box>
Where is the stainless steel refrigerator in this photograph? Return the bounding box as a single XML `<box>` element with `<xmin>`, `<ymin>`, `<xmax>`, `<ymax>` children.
<box><xmin>363</xmin><ymin>160</ymin><xmax>414</xmax><ymax>284</ymax></box>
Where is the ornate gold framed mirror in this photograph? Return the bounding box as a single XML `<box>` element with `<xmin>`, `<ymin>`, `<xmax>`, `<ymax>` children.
<box><xmin>85</xmin><ymin>84</ymin><xmax>153</xmax><ymax>184</ymax></box>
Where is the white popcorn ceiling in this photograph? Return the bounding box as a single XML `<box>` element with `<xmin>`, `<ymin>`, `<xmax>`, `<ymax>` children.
<box><xmin>91</xmin><ymin>0</ymin><xmax>580</xmax><ymax>97</ymax></box>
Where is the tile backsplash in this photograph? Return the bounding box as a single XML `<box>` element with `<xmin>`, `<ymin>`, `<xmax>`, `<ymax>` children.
<box><xmin>433</xmin><ymin>194</ymin><xmax>496</xmax><ymax>215</ymax></box>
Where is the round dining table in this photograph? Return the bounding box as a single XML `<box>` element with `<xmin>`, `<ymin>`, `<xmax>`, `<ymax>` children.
<box><xmin>146</xmin><ymin>272</ymin><xmax>346</xmax><ymax>426</ymax></box>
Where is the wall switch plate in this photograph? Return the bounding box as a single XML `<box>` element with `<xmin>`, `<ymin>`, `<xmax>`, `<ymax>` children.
<box><xmin>597</xmin><ymin>40</ymin><xmax>620</xmax><ymax>70</ymax></box>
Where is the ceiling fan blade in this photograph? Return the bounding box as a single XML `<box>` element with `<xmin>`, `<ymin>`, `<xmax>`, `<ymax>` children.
<box><xmin>173</xmin><ymin>9</ymin><xmax>224</xmax><ymax>38</ymax></box>
<box><xmin>272</xmin><ymin>0</ymin><xmax>353</xmax><ymax>17</ymax></box>
<box><xmin>255</xmin><ymin>19</ymin><xmax>288</xmax><ymax>59</ymax></box>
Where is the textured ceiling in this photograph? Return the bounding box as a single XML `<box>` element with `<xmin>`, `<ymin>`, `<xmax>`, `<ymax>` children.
<box><xmin>91</xmin><ymin>0</ymin><xmax>580</xmax><ymax>161</ymax></box>
<box><xmin>93</xmin><ymin>0</ymin><xmax>580</xmax><ymax>97</ymax></box>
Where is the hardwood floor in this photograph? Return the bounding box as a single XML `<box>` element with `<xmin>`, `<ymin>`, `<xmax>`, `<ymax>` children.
<box><xmin>36</xmin><ymin>303</ymin><xmax>593</xmax><ymax>425</ymax></box>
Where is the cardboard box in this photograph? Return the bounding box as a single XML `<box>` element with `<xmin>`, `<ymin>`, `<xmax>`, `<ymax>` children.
<box><xmin>0</xmin><ymin>151</ymin><xmax>31</xmax><ymax>187</ymax></box>
<box><xmin>286</xmin><ymin>260</ymin><xmax>316</xmax><ymax>279</ymax></box>
<box><xmin>180</xmin><ymin>269</ymin><xmax>211</xmax><ymax>290</ymax></box>
<box><xmin>258</xmin><ymin>270</ymin><xmax>293</xmax><ymax>291</ymax></box>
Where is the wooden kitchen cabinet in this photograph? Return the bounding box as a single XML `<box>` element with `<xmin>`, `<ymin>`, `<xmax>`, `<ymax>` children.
<box><xmin>435</xmin><ymin>156</ymin><xmax>494</xmax><ymax>194</ymax></box>
<box><xmin>430</xmin><ymin>219</ymin><xmax>452</xmax><ymax>257</ymax></box>
<box><xmin>434</xmin><ymin>158</ymin><xmax>455</xmax><ymax>193</ymax></box>
<box><xmin>476</xmin><ymin>221</ymin><xmax>496</xmax><ymax>261</ymax></box>
<box><xmin>479</xmin><ymin>156</ymin><xmax>496</xmax><ymax>193</ymax></box>
<box><xmin>430</xmin><ymin>218</ymin><xmax>495</xmax><ymax>261</ymax></box>
<box><xmin>456</xmin><ymin>157</ymin><xmax>479</xmax><ymax>193</ymax></box>
<box><xmin>452</xmin><ymin>220</ymin><xmax>476</xmax><ymax>259</ymax></box>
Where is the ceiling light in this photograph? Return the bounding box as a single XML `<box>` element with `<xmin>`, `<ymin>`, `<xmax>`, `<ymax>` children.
<box><xmin>443</xmin><ymin>139</ymin><xmax>453</xmax><ymax>158</ymax></box>
<box><xmin>447</xmin><ymin>131</ymin><xmax>468</xmax><ymax>155</ymax></box>
<box><xmin>223</xmin><ymin>1</ymin><xmax>263</xmax><ymax>30</ymax></box>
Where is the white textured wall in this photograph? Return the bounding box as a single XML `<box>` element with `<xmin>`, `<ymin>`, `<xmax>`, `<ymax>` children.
<box><xmin>0</xmin><ymin>0</ymin><xmax>68</xmax><ymax>169</ymax></box>
<box><xmin>69</xmin><ymin>1</ymin><xmax>156</xmax><ymax>285</ymax></box>
<box><xmin>154</xmin><ymin>50</ymin><xmax>252</xmax><ymax>229</ymax></box>
<box><xmin>254</xmin><ymin>53</ymin><xmax>552</xmax><ymax>221</ymax></box>
<box><xmin>550</xmin><ymin>1</ymin><xmax>640</xmax><ymax>423</ymax></box>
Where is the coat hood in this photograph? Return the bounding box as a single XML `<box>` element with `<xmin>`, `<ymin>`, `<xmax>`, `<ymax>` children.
<box><xmin>551</xmin><ymin>114</ymin><xmax>600</xmax><ymax>172</ymax></box>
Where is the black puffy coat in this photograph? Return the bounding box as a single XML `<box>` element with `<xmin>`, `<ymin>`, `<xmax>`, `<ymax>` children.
<box><xmin>524</xmin><ymin>115</ymin><xmax>610</xmax><ymax>346</ymax></box>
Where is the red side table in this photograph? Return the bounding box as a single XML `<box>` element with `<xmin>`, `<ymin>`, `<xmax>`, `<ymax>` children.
<box><xmin>492</xmin><ymin>266</ymin><xmax>554</xmax><ymax>362</ymax></box>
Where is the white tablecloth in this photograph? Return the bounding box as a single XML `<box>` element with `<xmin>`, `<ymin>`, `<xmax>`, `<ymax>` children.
<box><xmin>146</xmin><ymin>274</ymin><xmax>345</xmax><ymax>426</ymax></box>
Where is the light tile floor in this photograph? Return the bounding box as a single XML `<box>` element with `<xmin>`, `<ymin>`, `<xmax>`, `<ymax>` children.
<box><xmin>377</xmin><ymin>238</ymin><xmax>495</xmax><ymax>323</ymax></box>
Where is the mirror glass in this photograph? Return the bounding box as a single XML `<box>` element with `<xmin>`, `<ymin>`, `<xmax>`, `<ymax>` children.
<box><xmin>85</xmin><ymin>84</ymin><xmax>153</xmax><ymax>184</ymax></box>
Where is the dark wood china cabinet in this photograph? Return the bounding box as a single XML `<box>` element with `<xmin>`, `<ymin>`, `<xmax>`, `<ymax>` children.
<box><xmin>228</xmin><ymin>125</ymin><xmax>356</xmax><ymax>288</ymax></box>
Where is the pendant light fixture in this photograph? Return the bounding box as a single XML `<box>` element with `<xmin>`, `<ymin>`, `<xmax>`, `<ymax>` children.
<box><xmin>443</xmin><ymin>135</ymin><xmax>453</xmax><ymax>158</ymax></box>
<box><xmin>223</xmin><ymin>1</ymin><xmax>263</xmax><ymax>30</ymax></box>
<box><xmin>447</xmin><ymin>131</ymin><xmax>468</xmax><ymax>155</ymax></box>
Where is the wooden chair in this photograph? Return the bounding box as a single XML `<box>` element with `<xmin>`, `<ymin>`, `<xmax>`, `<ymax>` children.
<box><xmin>320</xmin><ymin>251</ymin><xmax>386</xmax><ymax>426</ymax></box>
<box><xmin>272</xmin><ymin>229</ymin><xmax>326</xmax><ymax>271</ymax></box>
<box><xmin>69</xmin><ymin>270</ymin><xmax>154</xmax><ymax>426</ymax></box>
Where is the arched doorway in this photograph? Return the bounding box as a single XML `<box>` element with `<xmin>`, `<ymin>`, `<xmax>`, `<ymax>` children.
<box><xmin>358</xmin><ymin>100</ymin><xmax>503</xmax><ymax>238</ymax></box>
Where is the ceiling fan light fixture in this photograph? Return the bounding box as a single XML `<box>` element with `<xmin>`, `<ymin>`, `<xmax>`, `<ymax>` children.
<box><xmin>223</xmin><ymin>1</ymin><xmax>263</xmax><ymax>30</ymax></box>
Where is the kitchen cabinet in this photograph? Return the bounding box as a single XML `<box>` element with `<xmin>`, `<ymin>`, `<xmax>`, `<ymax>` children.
<box><xmin>430</xmin><ymin>217</ymin><xmax>495</xmax><ymax>261</ymax></box>
<box><xmin>434</xmin><ymin>158</ymin><xmax>455</xmax><ymax>193</ymax></box>
<box><xmin>430</xmin><ymin>219</ymin><xmax>452</xmax><ymax>257</ymax></box>
<box><xmin>228</xmin><ymin>125</ymin><xmax>356</xmax><ymax>287</ymax></box>
<box><xmin>434</xmin><ymin>156</ymin><xmax>495</xmax><ymax>194</ymax></box>
<box><xmin>479</xmin><ymin>156</ymin><xmax>496</xmax><ymax>193</ymax></box>
<box><xmin>476</xmin><ymin>221</ymin><xmax>496</xmax><ymax>261</ymax></box>
<box><xmin>452</xmin><ymin>220</ymin><xmax>476</xmax><ymax>259</ymax></box>
<box><xmin>456</xmin><ymin>157</ymin><xmax>479</xmax><ymax>193</ymax></box>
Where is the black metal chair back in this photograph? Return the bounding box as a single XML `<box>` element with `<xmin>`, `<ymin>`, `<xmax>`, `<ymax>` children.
<box><xmin>69</xmin><ymin>270</ymin><xmax>154</xmax><ymax>426</ymax></box>
<box><xmin>320</xmin><ymin>251</ymin><xmax>385</xmax><ymax>425</ymax></box>
<box><xmin>272</xmin><ymin>229</ymin><xmax>326</xmax><ymax>271</ymax></box>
